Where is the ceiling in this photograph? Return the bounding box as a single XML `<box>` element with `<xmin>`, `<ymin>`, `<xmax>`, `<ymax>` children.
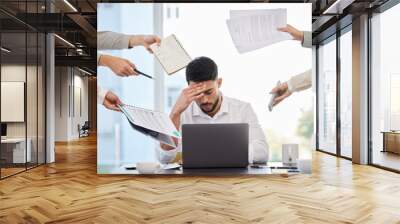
<box><xmin>0</xmin><ymin>0</ymin><xmax>394</xmax><ymax>75</ymax></box>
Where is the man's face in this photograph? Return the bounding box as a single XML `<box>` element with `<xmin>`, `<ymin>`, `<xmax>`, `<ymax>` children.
<box><xmin>189</xmin><ymin>79</ymin><xmax>222</xmax><ymax>113</ymax></box>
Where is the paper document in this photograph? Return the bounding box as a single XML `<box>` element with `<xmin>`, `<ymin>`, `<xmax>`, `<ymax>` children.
<box><xmin>160</xmin><ymin>163</ymin><xmax>181</xmax><ymax>170</ymax></box>
<box><xmin>119</xmin><ymin>104</ymin><xmax>181</xmax><ymax>147</ymax></box>
<box><xmin>226</xmin><ymin>9</ymin><xmax>292</xmax><ymax>53</ymax></box>
<box><xmin>150</xmin><ymin>34</ymin><xmax>192</xmax><ymax>75</ymax></box>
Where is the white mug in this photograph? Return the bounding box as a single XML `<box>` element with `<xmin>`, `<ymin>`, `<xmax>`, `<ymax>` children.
<box><xmin>282</xmin><ymin>144</ymin><xmax>299</xmax><ymax>165</ymax></box>
<box><xmin>297</xmin><ymin>159</ymin><xmax>312</xmax><ymax>174</ymax></box>
<box><xmin>136</xmin><ymin>162</ymin><xmax>160</xmax><ymax>174</ymax></box>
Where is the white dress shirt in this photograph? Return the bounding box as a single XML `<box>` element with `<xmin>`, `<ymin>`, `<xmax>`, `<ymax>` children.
<box><xmin>157</xmin><ymin>95</ymin><xmax>269</xmax><ymax>164</ymax></box>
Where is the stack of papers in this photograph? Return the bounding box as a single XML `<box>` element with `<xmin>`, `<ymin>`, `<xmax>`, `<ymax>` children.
<box><xmin>150</xmin><ymin>34</ymin><xmax>192</xmax><ymax>75</ymax></box>
<box><xmin>119</xmin><ymin>104</ymin><xmax>181</xmax><ymax>147</ymax></box>
<box><xmin>226</xmin><ymin>9</ymin><xmax>292</xmax><ymax>54</ymax></box>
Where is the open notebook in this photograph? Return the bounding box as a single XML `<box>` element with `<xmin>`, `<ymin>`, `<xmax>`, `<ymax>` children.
<box><xmin>119</xmin><ymin>104</ymin><xmax>181</xmax><ymax>147</ymax></box>
<box><xmin>150</xmin><ymin>34</ymin><xmax>191</xmax><ymax>75</ymax></box>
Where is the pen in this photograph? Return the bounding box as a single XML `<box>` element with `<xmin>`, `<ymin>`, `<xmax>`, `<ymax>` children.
<box><xmin>269</xmin><ymin>166</ymin><xmax>298</xmax><ymax>169</ymax></box>
<box><xmin>134</xmin><ymin>69</ymin><xmax>153</xmax><ymax>79</ymax></box>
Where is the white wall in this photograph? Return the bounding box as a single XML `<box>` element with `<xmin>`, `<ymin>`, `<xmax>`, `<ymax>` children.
<box><xmin>1</xmin><ymin>63</ymin><xmax>46</xmax><ymax>164</ymax></box>
<box><xmin>54</xmin><ymin>67</ymin><xmax>89</xmax><ymax>141</ymax></box>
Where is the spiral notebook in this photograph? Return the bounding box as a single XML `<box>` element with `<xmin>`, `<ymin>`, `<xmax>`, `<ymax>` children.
<box><xmin>119</xmin><ymin>104</ymin><xmax>181</xmax><ymax>147</ymax></box>
<box><xmin>150</xmin><ymin>34</ymin><xmax>191</xmax><ymax>75</ymax></box>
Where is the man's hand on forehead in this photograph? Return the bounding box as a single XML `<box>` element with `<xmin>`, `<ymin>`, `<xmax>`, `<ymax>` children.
<box><xmin>189</xmin><ymin>81</ymin><xmax>214</xmax><ymax>95</ymax></box>
<box><xmin>188</xmin><ymin>82</ymin><xmax>206</xmax><ymax>95</ymax></box>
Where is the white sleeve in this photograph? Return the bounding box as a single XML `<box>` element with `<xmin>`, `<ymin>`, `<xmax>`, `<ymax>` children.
<box><xmin>156</xmin><ymin>145</ymin><xmax>180</xmax><ymax>164</ymax></box>
<box><xmin>97</xmin><ymin>31</ymin><xmax>132</xmax><ymax>50</ymax></box>
<box><xmin>244</xmin><ymin>103</ymin><xmax>269</xmax><ymax>164</ymax></box>
<box><xmin>302</xmin><ymin>31</ymin><xmax>312</xmax><ymax>48</ymax></box>
<box><xmin>97</xmin><ymin>53</ymin><xmax>101</xmax><ymax>65</ymax></box>
<box><xmin>97</xmin><ymin>86</ymin><xmax>108</xmax><ymax>105</ymax></box>
<box><xmin>156</xmin><ymin>114</ymin><xmax>183</xmax><ymax>164</ymax></box>
<box><xmin>287</xmin><ymin>69</ymin><xmax>312</xmax><ymax>93</ymax></box>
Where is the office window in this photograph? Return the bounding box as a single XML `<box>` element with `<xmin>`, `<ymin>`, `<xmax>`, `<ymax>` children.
<box><xmin>340</xmin><ymin>29</ymin><xmax>352</xmax><ymax>158</ymax></box>
<box><xmin>0</xmin><ymin>1</ymin><xmax>47</xmax><ymax>179</ymax></box>
<box><xmin>371</xmin><ymin>3</ymin><xmax>400</xmax><ymax>171</ymax></box>
<box><xmin>318</xmin><ymin>37</ymin><xmax>337</xmax><ymax>154</ymax></box>
<box><xmin>97</xmin><ymin>4</ymin><xmax>156</xmax><ymax>166</ymax></box>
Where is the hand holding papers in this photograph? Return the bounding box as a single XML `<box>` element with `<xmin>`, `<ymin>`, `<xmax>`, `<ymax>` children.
<box><xmin>226</xmin><ymin>9</ymin><xmax>292</xmax><ymax>54</ymax></box>
<box><xmin>150</xmin><ymin>34</ymin><xmax>191</xmax><ymax>75</ymax></box>
<box><xmin>119</xmin><ymin>104</ymin><xmax>181</xmax><ymax>147</ymax></box>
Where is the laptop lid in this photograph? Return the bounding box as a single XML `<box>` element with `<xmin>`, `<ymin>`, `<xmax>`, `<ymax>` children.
<box><xmin>182</xmin><ymin>123</ymin><xmax>249</xmax><ymax>168</ymax></box>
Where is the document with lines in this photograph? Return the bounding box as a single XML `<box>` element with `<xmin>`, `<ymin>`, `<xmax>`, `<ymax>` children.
<box><xmin>119</xmin><ymin>104</ymin><xmax>181</xmax><ymax>147</ymax></box>
<box><xmin>150</xmin><ymin>34</ymin><xmax>191</xmax><ymax>75</ymax></box>
<box><xmin>226</xmin><ymin>9</ymin><xmax>292</xmax><ymax>54</ymax></box>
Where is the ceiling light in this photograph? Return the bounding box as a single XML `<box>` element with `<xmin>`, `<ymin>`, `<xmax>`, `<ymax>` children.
<box><xmin>54</xmin><ymin>34</ymin><xmax>75</xmax><ymax>48</ymax></box>
<box><xmin>1</xmin><ymin>47</ymin><xmax>11</xmax><ymax>53</ymax></box>
<box><xmin>78</xmin><ymin>67</ymin><xmax>93</xmax><ymax>76</ymax></box>
<box><xmin>63</xmin><ymin>0</ymin><xmax>78</xmax><ymax>12</ymax></box>
<box><xmin>323</xmin><ymin>0</ymin><xmax>355</xmax><ymax>15</ymax></box>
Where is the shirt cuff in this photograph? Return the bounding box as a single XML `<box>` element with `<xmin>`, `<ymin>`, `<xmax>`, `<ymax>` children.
<box><xmin>121</xmin><ymin>35</ymin><xmax>132</xmax><ymax>49</ymax></box>
<box><xmin>97</xmin><ymin>54</ymin><xmax>101</xmax><ymax>65</ymax></box>
<box><xmin>158</xmin><ymin>147</ymin><xmax>178</xmax><ymax>164</ymax></box>
<box><xmin>97</xmin><ymin>86</ymin><xmax>108</xmax><ymax>105</ymax></box>
<box><xmin>301</xmin><ymin>31</ymin><xmax>312</xmax><ymax>48</ymax></box>
<box><xmin>287</xmin><ymin>80</ymin><xmax>294</xmax><ymax>93</ymax></box>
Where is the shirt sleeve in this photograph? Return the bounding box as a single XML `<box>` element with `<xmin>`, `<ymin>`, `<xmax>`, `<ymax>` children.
<box><xmin>287</xmin><ymin>69</ymin><xmax>312</xmax><ymax>93</ymax></box>
<box><xmin>301</xmin><ymin>31</ymin><xmax>312</xmax><ymax>48</ymax></box>
<box><xmin>97</xmin><ymin>54</ymin><xmax>101</xmax><ymax>65</ymax></box>
<box><xmin>156</xmin><ymin>115</ymin><xmax>183</xmax><ymax>164</ymax></box>
<box><xmin>244</xmin><ymin>103</ymin><xmax>269</xmax><ymax>164</ymax></box>
<box><xmin>97</xmin><ymin>85</ymin><xmax>108</xmax><ymax>105</ymax></box>
<box><xmin>97</xmin><ymin>31</ymin><xmax>132</xmax><ymax>50</ymax></box>
<box><xmin>156</xmin><ymin>146</ymin><xmax>180</xmax><ymax>164</ymax></box>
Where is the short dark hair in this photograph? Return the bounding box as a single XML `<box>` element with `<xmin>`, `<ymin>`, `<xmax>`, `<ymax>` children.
<box><xmin>185</xmin><ymin>57</ymin><xmax>218</xmax><ymax>83</ymax></box>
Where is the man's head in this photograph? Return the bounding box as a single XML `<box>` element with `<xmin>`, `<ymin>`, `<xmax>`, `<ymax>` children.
<box><xmin>186</xmin><ymin>57</ymin><xmax>222</xmax><ymax>114</ymax></box>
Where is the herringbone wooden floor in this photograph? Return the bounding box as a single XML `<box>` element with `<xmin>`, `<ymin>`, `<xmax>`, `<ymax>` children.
<box><xmin>1</xmin><ymin>135</ymin><xmax>400</xmax><ymax>224</ymax></box>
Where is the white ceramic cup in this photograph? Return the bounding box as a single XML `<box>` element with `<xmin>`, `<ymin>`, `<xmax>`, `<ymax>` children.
<box><xmin>282</xmin><ymin>144</ymin><xmax>299</xmax><ymax>165</ymax></box>
<box><xmin>136</xmin><ymin>162</ymin><xmax>160</xmax><ymax>174</ymax></box>
<box><xmin>297</xmin><ymin>159</ymin><xmax>312</xmax><ymax>174</ymax></box>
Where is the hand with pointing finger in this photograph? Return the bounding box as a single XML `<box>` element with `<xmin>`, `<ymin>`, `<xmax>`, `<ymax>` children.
<box><xmin>98</xmin><ymin>54</ymin><xmax>138</xmax><ymax>77</ymax></box>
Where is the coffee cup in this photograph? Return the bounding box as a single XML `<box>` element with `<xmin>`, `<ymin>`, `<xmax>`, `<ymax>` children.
<box><xmin>136</xmin><ymin>162</ymin><xmax>160</xmax><ymax>174</ymax></box>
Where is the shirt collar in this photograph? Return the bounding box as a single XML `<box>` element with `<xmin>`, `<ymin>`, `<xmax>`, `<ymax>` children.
<box><xmin>192</xmin><ymin>94</ymin><xmax>228</xmax><ymax>118</ymax></box>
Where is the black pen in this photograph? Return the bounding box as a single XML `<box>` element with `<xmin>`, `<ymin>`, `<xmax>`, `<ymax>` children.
<box><xmin>134</xmin><ymin>69</ymin><xmax>153</xmax><ymax>79</ymax></box>
<box><xmin>270</xmin><ymin>166</ymin><xmax>298</xmax><ymax>169</ymax></box>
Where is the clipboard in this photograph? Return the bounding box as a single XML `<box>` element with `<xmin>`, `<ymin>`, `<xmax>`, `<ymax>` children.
<box><xmin>119</xmin><ymin>104</ymin><xmax>180</xmax><ymax>147</ymax></box>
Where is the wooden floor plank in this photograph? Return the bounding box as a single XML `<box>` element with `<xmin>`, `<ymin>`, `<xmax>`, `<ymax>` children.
<box><xmin>1</xmin><ymin>135</ymin><xmax>400</xmax><ymax>223</ymax></box>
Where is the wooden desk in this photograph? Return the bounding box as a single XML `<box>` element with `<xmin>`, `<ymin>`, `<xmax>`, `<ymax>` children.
<box><xmin>1</xmin><ymin>138</ymin><xmax>31</xmax><ymax>164</ymax></box>
<box><xmin>381</xmin><ymin>131</ymin><xmax>400</xmax><ymax>154</ymax></box>
<box><xmin>97</xmin><ymin>162</ymin><xmax>302</xmax><ymax>176</ymax></box>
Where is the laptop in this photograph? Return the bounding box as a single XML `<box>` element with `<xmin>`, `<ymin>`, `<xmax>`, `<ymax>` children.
<box><xmin>182</xmin><ymin>123</ymin><xmax>249</xmax><ymax>168</ymax></box>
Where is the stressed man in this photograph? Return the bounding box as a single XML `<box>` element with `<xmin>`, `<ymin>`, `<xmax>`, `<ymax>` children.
<box><xmin>158</xmin><ymin>57</ymin><xmax>269</xmax><ymax>164</ymax></box>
